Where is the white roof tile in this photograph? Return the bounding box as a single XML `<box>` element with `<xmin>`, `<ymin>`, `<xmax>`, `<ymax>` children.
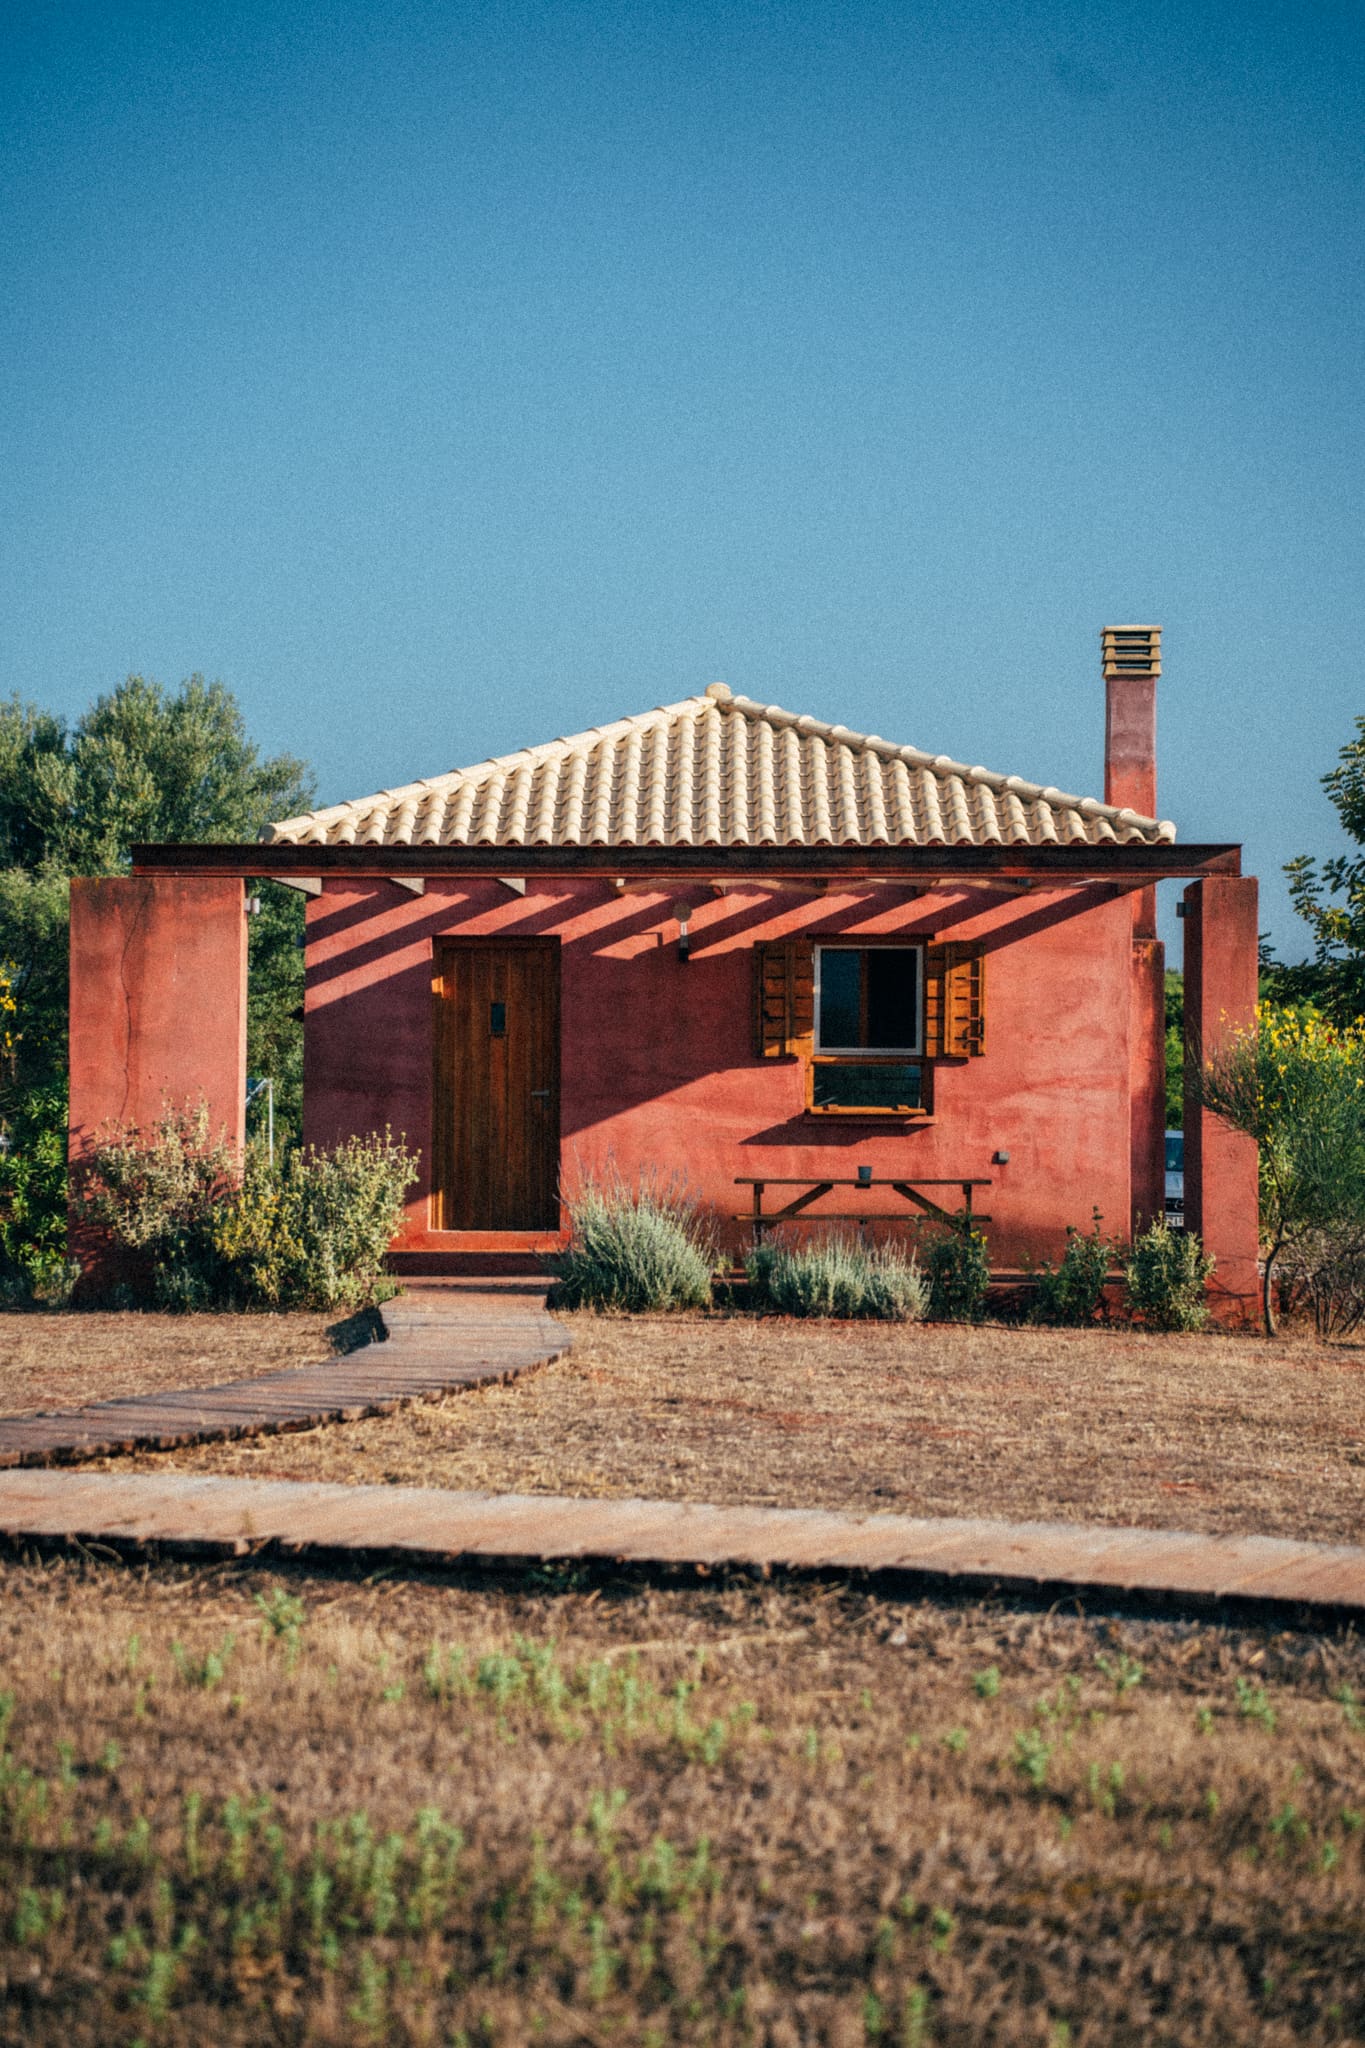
<box><xmin>263</xmin><ymin>685</ymin><xmax>1177</xmax><ymax>850</ymax></box>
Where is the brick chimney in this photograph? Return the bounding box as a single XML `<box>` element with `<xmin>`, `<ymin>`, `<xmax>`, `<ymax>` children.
<box><xmin>1101</xmin><ymin>625</ymin><xmax>1161</xmax><ymax>820</ymax></box>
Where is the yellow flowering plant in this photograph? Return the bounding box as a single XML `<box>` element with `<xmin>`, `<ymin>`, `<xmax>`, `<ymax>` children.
<box><xmin>0</xmin><ymin>962</ymin><xmax>17</xmax><ymax>1068</ymax></box>
<box><xmin>1198</xmin><ymin>1001</ymin><xmax>1365</xmax><ymax>1334</ymax></box>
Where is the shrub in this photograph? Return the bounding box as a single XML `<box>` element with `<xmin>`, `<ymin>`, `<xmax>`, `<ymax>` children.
<box><xmin>76</xmin><ymin>1103</ymin><xmax>235</xmax><ymax>1308</ymax></box>
<box><xmin>1198</xmin><ymin>1003</ymin><xmax>1365</xmax><ymax>1334</ymax></box>
<box><xmin>76</xmin><ymin>1108</ymin><xmax>417</xmax><ymax>1311</ymax></box>
<box><xmin>1277</xmin><ymin>1221</ymin><xmax>1365</xmax><ymax>1339</ymax></box>
<box><xmin>551</xmin><ymin>1173</ymin><xmax>716</xmax><ymax>1312</ymax></box>
<box><xmin>1031</xmin><ymin>1211</ymin><xmax>1115</xmax><ymax>1326</ymax></box>
<box><xmin>922</xmin><ymin>1221</ymin><xmax>990</xmax><ymax>1322</ymax></box>
<box><xmin>745</xmin><ymin>1231</ymin><xmax>927</xmax><ymax>1321</ymax></box>
<box><xmin>1124</xmin><ymin>1221</ymin><xmax>1214</xmax><ymax>1331</ymax></box>
<box><xmin>0</xmin><ymin>1084</ymin><xmax>73</xmax><ymax>1305</ymax></box>
<box><xmin>211</xmin><ymin>1134</ymin><xmax>417</xmax><ymax>1311</ymax></box>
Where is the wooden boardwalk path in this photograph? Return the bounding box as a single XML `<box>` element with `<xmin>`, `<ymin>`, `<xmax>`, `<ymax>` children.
<box><xmin>4</xmin><ymin>1282</ymin><xmax>1362</xmax><ymax>1620</ymax></box>
<box><xmin>2</xmin><ymin>1468</ymin><xmax>1365</xmax><ymax>1621</ymax></box>
<box><xmin>0</xmin><ymin>1282</ymin><xmax>567</xmax><ymax>1469</ymax></box>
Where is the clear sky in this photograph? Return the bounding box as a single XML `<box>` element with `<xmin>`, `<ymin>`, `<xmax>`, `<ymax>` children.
<box><xmin>3</xmin><ymin>0</ymin><xmax>1361</xmax><ymax>957</ymax></box>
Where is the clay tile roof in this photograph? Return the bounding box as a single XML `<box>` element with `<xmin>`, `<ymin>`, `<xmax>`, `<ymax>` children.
<box><xmin>262</xmin><ymin>683</ymin><xmax>1177</xmax><ymax>850</ymax></box>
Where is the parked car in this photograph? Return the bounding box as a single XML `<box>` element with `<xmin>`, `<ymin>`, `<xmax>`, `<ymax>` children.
<box><xmin>1165</xmin><ymin>1129</ymin><xmax>1184</xmax><ymax>1228</ymax></box>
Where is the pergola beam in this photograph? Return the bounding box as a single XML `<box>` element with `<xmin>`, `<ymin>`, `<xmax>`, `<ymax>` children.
<box><xmin>134</xmin><ymin>841</ymin><xmax>1242</xmax><ymax>888</ymax></box>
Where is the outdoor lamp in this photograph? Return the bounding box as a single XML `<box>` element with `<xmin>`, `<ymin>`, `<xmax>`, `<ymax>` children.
<box><xmin>672</xmin><ymin>899</ymin><xmax>693</xmax><ymax>963</ymax></box>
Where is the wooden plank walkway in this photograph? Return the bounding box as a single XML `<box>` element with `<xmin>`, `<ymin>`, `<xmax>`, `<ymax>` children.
<box><xmin>2</xmin><ymin>1468</ymin><xmax>1365</xmax><ymax>1621</ymax></box>
<box><xmin>4</xmin><ymin>1282</ymin><xmax>1362</xmax><ymax>1620</ymax></box>
<box><xmin>0</xmin><ymin>1282</ymin><xmax>568</xmax><ymax>1469</ymax></box>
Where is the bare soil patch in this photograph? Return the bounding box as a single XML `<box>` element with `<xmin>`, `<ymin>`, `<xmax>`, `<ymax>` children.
<box><xmin>1</xmin><ymin>1551</ymin><xmax>1363</xmax><ymax>2045</ymax></box>
<box><xmin>0</xmin><ymin>1310</ymin><xmax>355</xmax><ymax>1415</ymax></box>
<box><xmin>118</xmin><ymin>1313</ymin><xmax>1365</xmax><ymax>1545</ymax></box>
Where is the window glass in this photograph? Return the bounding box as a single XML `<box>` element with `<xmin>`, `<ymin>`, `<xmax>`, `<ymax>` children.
<box><xmin>811</xmin><ymin>1062</ymin><xmax>924</xmax><ymax>1112</ymax></box>
<box><xmin>866</xmin><ymin>949</ymin><xmax>919</xmax><ymax>1049</ymax></box>
<box><xmin>816</xmin><ymin>946</ymin><xmax>920</xmax><ymax>1052</ymax></box>
<box><xmin>818</xmin><ymin>950</ymin><xmax>862</xmax><ymax>1048</ymax></box>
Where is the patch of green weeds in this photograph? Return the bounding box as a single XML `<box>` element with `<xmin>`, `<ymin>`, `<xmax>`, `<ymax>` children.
<box><xmin>170</xmin><ymin>1633</ymin><xmax>236</xmax><ymax>1691</ymax></box>
<box><xmin>1235</xmin><ymin>1678</ymin><xmax>1277</xmax><ymax>1732</ymax></box>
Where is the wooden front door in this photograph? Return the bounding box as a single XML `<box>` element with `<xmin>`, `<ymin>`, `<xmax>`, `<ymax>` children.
<box><xmin>431</xmin><ymin>940</ymin><xmax>560</xmax><ymax>1230</ymax></box>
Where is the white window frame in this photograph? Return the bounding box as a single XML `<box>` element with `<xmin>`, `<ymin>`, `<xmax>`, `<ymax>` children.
<box><xmin>813</xmin><ymin>943</ymin><xmax>924</xmax><ymax>1057</ymax></box>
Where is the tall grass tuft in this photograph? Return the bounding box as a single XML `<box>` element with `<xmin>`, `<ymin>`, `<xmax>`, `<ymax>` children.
<box><xmin>746</xmin><ymin>1231</ymin><xmax>927</xmax><ymax>1321</ymax></box>
<box><xmin>551</xmin><ymin>1172</ymin><xmax>716</xmax><ymax>1312</ymax></box>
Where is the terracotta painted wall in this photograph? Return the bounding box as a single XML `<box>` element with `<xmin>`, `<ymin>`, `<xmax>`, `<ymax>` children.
<box><xmin>304</xmin><ymin>876</ymin><xmax>1145</xmax><ymax>1264</ymax></box>
<box><xmin>1182</xmin><ymin>875</ymin><xmax>1260</xmax><ymax>1324</ymax></box>
<box><xmin>69</xmin><ymin>876</ymin><xmax>248</xmax><ymax>1159</ymax></box>
<box><xmin>68</xmin><ymin>875</ymin><xmax>248</xmax><ymax>1287</ymax></box>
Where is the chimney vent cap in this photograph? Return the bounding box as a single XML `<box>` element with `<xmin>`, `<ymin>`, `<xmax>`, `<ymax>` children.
<box><xmin>1101</xmin><ymin>624</ymin><xmax>1162</xmax><ymax>681</ymax></box>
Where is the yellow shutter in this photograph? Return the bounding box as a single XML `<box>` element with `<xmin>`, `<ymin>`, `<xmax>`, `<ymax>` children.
<box><xmin>754</xmin><ymin>941</ymin><xmax>815</xmax><ymax>1058</ymax></box>
<box><xmin>923</xmin><ymin>941</ymin><xmax>986</xmax><ymax>1058</ymax></box>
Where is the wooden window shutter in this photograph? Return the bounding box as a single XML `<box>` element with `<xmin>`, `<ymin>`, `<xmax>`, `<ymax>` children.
<box><xmin>923</xmin><ymin>941</ymin><xmax>986</xmax><ymax>1058</ymax></box>
<box><xmin>754</xmin><ymin>940</ymin><xmax>815</xmax><ymax>1058</ymax></box>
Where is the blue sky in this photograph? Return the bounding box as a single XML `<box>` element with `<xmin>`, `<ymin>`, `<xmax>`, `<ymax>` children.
<box><xmin>3</xmin><ymin>0</ymin><xmax>1361</xmax><ymax>956</ymax></box>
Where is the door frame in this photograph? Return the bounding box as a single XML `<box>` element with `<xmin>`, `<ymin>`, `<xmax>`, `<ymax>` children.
<box><xmin>429</xmin><ymin>935</ymin><xmax>562</xmax><ymax>1234</ymax></box>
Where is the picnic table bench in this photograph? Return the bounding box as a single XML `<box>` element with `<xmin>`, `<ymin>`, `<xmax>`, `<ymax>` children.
<box><xmin>735</xmin><ymin>1176</ymin><xmax>992</xmax><ymax>1246</ymax></box>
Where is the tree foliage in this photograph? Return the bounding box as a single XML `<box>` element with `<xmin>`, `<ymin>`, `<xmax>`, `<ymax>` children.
<box><xmin>1266</xmin><ymin>715</ymin><xmax>1365</xmax><ymax>1024</ymax></box>
<box><xmin>0</xmin><ymin>675</ymin><xmax>313</xmax><ymax>1121</ymax></box>
<box><xmin>0</xmin><ymin>676</ymin><xmax>311</xmax><ymax>874</ymax></box>
<box><xmin>1164</xmin><ymin>969</ymin><xmax>1183</xmax><ymax>1129</ymax></box>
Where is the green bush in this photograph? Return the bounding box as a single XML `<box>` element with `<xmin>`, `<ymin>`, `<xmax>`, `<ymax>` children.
<box><xmin>745</xmin><ymin>1231</ymin><xmax>927</xmax><ymax>1321</ymax></box>
<box><xmin>551</xmin><ymin>1173</ymin><xmax>716</xmax><ymax>1312</ymax></box>
<box><xmin>76</xmin><ymin>1104</ymin><xmax>232</xmax><ymax>1307</ymax></box>
<box><xmin>0</xmin><ymin>1084</ymin><xmax>74</xmax><ymax>1305</ymax></box>
<box><xmin>922</xmin><ymin>1222</ymin><xmax>991</xmax><ymax>1322</ymax></box>
<box><xmin>1124</xmin><ymin>1221</ymin><xmax>1214</xmax><ymax>1331</ymax></box>
<box><xmin>1199</xmin><ymin>1004</ymin><xmax>1365</xmax><ymax>1335</ymax></box>
<box><xmin>211</xmin><ymin>1135</ymin><xmax>418</xmax><ymax>1311</ymax></box>
<box><xmin>76</xmin><ymin>1107</ymin><xmax>417</xmax><ymax>1311</ymax></box>
<box><xmin>1031</xmin><ymin>1211</ymin><xmax>1115</xmax><ymax>1326</ymax></box>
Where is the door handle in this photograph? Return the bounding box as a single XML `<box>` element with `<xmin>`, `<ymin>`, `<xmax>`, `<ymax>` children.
<box><xmin>530</xmin><ymin>1089</ymin><xmax>551</xmax><ymax>1099</ymax></box>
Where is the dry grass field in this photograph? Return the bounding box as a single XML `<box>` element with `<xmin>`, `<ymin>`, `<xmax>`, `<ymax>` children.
<box><xmin>2</xmin><ymin>1551</ymin><xmax>1364</xmax><ymax>2046</ymax></box>
<box><xmin>101</xmin><ymin>1312</ymin><xmax>1365</xmax><ymax>1546</ymax></box>
<box><xmin>0</xmin><ymin>1310</ymin><xmax>366</xmax><ymax>1415</ymax></box>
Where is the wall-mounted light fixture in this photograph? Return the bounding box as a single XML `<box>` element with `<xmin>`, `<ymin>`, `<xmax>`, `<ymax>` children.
<box><xmin>671</xmin><ymin>899</ymin><xmax>693</xmax><ymax>963</ymax></box>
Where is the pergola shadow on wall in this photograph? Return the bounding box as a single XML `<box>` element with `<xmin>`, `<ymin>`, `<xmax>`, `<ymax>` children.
<box><xmin>69</xmin><ymin>836</ymin><xmax>1258</xmax><ymax>1320</ymax></box>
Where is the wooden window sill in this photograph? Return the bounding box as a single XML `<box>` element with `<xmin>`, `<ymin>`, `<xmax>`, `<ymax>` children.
<box><xmin>800</xmin><ymin>1109</ymin><xmax>935</xmax><ymax>1124</ymax></box>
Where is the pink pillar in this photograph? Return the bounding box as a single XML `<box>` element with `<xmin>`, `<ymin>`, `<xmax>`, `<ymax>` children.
<box><xmin>69</xmin><ymin>876</ymin><xmax>248</xmax><ymax>1163</ymax></box>
<box><xmin>1129</xmin><ymin>935</ymin><xmax>1167</xmax><ymax>1234</ymax></box>
<box><xmin>1182</xmin><ymin>875</ymin><xmax>1259</xmax><ymax>1324</ymax></box>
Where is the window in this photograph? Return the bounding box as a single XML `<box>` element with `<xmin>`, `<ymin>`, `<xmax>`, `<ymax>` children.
<box><xmin>811</xmin><ymin>945</ymin><xmax>926</xmax><ymax>1114</ymax></box>
<box><xmin>814</xmin><ymin>946</ymin><xmax>922</xmax><ymax>1054</ymax></box>
<box><xmin>753</xmin><ymin>937</ymin><xmax>984</xmax><ymax>1098</ymax></box>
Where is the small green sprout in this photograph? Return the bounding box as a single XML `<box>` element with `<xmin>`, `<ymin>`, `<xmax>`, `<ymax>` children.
<box><xmin>1013</xmin><ymin>1728</ymin><xmax>1052</xmax><ymax>1788</ymax></box>
<box><xmin>1095</xmin><ymin>1651</ymin><xmax>1145</xmax><ymax>1696</ymax></box>
<box><xmin>1234</xmin><ymin>1678</ymin><xmax>1277</xmax><ymax>1731</ymax></box>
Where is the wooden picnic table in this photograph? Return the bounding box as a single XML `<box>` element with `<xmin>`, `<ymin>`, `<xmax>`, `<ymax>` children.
<box><xmin>735</xmin><ymin>1176</ymin><xmax>992</xmax><ymax>1245</ymax></box>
